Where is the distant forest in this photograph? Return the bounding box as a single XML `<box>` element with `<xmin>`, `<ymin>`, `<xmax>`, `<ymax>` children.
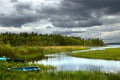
<box><xmin>0</xmin><ymin>32</ymin><xmax>104</xmax><ymax>46</ymax></box>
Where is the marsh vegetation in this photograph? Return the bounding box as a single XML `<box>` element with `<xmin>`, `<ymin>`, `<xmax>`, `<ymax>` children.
<box><xmin>70</xmin><ymin>48</ymin><xmax>120</xmax><ymax>60</ymax></box>
<box><xmin>0</xmin><ymin>62</ymin><xmax>120</xmax><ymax>80</ymax></box>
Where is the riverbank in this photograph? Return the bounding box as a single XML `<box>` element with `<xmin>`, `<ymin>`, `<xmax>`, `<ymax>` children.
<box><xmin>0</xmin><ymin>62</ymin><xmax>120</xmax><ymax>80</ymax></box>
<box><xmin>0</xmin><ymin>45</ymin><xmax>87</xmax><ymax>61</ymax></box>
<box><xmin>70</xmin><ymin>48</ymin><xmax>120</xmax><ymax>60</ymax></box>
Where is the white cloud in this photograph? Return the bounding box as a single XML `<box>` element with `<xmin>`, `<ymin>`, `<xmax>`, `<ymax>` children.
<box><xmin>0</xmin><ymin>0</ymin><xmax>15</xmax><ymax>15</ymax></box>
<box><xmin>101</xmin><ymin>15</ymin><xmax>120</xmax><ymax>25</ymax></box>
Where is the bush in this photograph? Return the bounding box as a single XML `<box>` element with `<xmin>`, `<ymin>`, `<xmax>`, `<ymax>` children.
<box><xmin>0</xmin><ymin>45</ymin><xmax>17</xmax><ymax>58</ymax></box>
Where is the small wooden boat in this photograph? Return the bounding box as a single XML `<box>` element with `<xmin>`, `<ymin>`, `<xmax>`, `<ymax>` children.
<box><xmin>7</xmin><ymin>66</ymin><xmax>40</xmax><ymax>71</ymax></box>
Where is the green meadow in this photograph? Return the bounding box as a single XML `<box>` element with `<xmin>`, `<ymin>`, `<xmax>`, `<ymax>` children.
<box><xmin>70</xmin><ymin>48</ymin><xmax>120</xmax><ymax>60</ymax></box>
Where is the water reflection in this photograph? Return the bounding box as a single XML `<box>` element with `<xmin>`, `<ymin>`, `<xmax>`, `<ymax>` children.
<box><xmin>35</xmin><ymin>45</ymin><xmax>120</xmax><ymax>73</ymax></box>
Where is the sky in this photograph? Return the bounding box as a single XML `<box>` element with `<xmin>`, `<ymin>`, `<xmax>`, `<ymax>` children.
<box><xmin>0</xmin><ymin>0</ymin><xmax>120</xmax><ymax>43</ymax></box>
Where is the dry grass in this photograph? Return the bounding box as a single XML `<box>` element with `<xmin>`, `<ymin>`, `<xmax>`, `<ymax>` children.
<box><xmin>42</xmin><ymin>46</ymin><xmax>84</xmax><ymax>49</ymax></box>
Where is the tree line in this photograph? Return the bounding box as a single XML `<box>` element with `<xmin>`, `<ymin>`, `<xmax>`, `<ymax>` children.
<box><xmin>0</xmin><ymin>32</ymin><xmax>105</xmax><ymax>46</ymax></box>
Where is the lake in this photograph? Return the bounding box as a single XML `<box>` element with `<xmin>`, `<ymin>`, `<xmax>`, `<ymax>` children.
<box><xmin>33</xmin><ymin>45</ymin><xmax>120</xmax><ymax>73</ymax></box>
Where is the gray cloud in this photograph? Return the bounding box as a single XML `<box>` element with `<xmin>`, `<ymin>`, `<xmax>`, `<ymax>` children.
<box><xmin>0</xmin><ymin>15</ymin><xmax>38</xmax><ymax>27</ymax></box>
<box><xmin>14</xmin><ymin>2</ymin><xmax>32</xmax><ymax>11</ymax></box>
<box><xmin>11</xmin><ymin>0</ymin><xmax>18</xmax><ymax>3</ymax></box>
<box><xmin>1</xmin><ymin>0</ymin><xmax>120</xmax><ymax>27</ymax></box>
<box><xmin>0</xmin><ymin>2</ymin><xmax>43</xmax><ymax>27</ymax></box>
<box><xmin>51</xmin><ymin>17</ymin><xmax>102</xmax><ymax>27</ymax></box>
<box><xmin>51</xmin><ymin>0</ymin><xmax>120</xmax><ymax>27</ymax></box>
<box><xmin>44</xmin><ymin>0</ymin><xmax>120</xmax><ymax>27</ymax></box>
<box><xmin>65</xmin><ymin>0</ymin><xmax>120</xmax><ymax>13</ymax></box>
<box><xmin>53</xmin><ymin>30</ymin><xmax>85</xmax><ymax>35</ymax></box>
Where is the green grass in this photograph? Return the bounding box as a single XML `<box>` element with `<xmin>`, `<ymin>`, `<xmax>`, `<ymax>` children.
<box><xmin>0</xmin><ymin>45</ymin><xmax>87</xmax><ymax>61</ymax></box>
<box><xmin>0</xmin><ymin>62</ymin><xmax>56</xmax><ymax>72</ymax></box>
<box><xmin>0</xmin><ymin>62</ymin><xmax>56</xmax><ymax>80</ymax></box>
<box><xmin>0</xmin><ymin>62</ymin><xmax>120</xmax><ymax>80</ymax></box>
<box><xmin>70</xmin><ymin>48</ymin><xmax>120</xmax><ymax>60</ymax></box>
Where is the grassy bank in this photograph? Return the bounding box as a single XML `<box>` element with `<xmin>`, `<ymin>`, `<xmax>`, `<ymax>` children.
<box><xmin>0</xmin><ymin>45</ymin><xmax>87</xmax><ymax>61</ymax></box>
<box><xmin>1</xmin><ymin>68</ymin><xmax>120</xmax><ymax>79</ymax></box>
<box><xmin>16</xmin><ymin>46</ymin><xmax>87</xmax><ymax>61</ymax></box>
<box><xmin>0</xmin><ymin>62</ymin><xmax>120</xmax><ymax>80</ymax></box>
<box><xmin>70</xmin><ymin>48</ymin><xmax>120</xmax><ymax>60</ymax></box>
<box><xmin>1</xmin><ymin>71</ymin><xmax>120</xmax><ymax>80</ymax></box>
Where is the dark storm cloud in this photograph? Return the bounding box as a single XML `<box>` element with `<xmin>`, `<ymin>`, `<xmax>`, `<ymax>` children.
<box><xmin>65</xmin><ymin>0</ymin><xmax>120</xmax><ymax>14</ymax></box>
<box><xmin>49</xmin><ymin>0</ymin><xmax>120</xmax><ymax>27</ymax></box>
<box><xmin>0</xmin><ymin>15</ymin><xmax>38</xmax><ymax>27</ymax></box>
<box><xmin>0</xmin><ymin>0</ymin><xmax>120</xmax><ymax>27</ymax></box>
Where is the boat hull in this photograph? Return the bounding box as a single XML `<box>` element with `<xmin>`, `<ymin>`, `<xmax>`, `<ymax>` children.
<box><xmin>0</xmin><ymin>57</ymin><xmax>10</xmax><ymax>61</ymax></box>
<box><xmin>7</xmin><ymin>66</ymin><xmax>40</xmax><ymax>71</ymax></box>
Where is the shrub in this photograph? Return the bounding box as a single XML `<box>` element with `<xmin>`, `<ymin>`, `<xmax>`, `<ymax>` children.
<box><xmin>0</xmin><ymin>45</ymin><xmax>17</xmax><ymax>58</ymax></box>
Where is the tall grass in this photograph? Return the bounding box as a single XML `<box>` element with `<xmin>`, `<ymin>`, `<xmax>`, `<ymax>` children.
<box><xmin>0</xmin><ymin>45</ymin><xmax>87</xmax><ymax>61</ymax></box>
<box><xmin>0</xmin><ymin>45</ymin><xmax>45</xmax><ymax>61</ymax></box>
<box><xmin>70</xmin><ymin>48</ymin><xmax>120</xmax><ymax>60</ymax></box>
<box><xmin>0</xmin><ymin>66</ymin><xmax>120</xmax><ymax>80</ymax></box>
<box><xmin>0</xmin><ymin>45</ymin><xmax>18</xmax><ymax>58</ymax></box>
<box><xmin>0</xmin><ymin>62</ymin><xmax>56</xmax><ymax>80</ymax></box>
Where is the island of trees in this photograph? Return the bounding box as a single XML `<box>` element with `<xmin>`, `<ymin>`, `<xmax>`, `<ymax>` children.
<box><xmin>0</xmin><ymin>32</ymin><xmax>104</xmax><ymax>46</ymax></box>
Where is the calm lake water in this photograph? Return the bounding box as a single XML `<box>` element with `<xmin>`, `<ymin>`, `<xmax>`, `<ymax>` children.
<box><xmin>34</xmin><ymin>45</ymin><xmax>120</xmax><ymax>73</ymax></box>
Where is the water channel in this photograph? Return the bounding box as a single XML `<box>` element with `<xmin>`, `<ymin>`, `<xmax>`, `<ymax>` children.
<box><xmin>34</xmin><ymin>45</ymin><xmax>120</xmax><ymax>73</ymax></box>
